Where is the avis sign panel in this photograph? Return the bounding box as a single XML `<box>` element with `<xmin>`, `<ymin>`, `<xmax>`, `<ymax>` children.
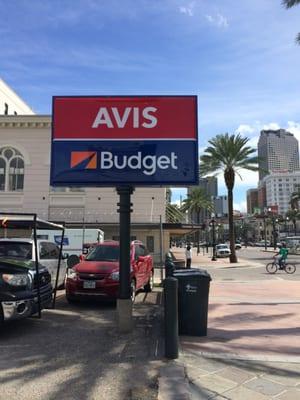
<box><xmin>50</xmin><ymin>96</ymin><xmax>198</xmax><ymax>186</ymax></box>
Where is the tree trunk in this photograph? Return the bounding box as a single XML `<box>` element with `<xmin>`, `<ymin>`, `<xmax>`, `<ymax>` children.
<box><xmin>196</xmin><ymin>211</ymin><xmax>200</xmax><ymax>254</ymax></box>
<box><xmin>228</xmin><ymin>188</ymin><xmax>237</xmax><ymax>263</ymax></box>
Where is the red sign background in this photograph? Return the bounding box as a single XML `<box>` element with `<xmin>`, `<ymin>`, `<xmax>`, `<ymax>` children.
<box><xmin>52</xmin><ymin>96</ymin><xmax>197</xmax><ymax>140</ymax></box>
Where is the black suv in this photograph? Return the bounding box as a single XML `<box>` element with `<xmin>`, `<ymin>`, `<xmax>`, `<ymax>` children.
<box><xmin>0</xmin><ymin>258</ymin><xmax>52</xmax><ymax>324</ymax></box>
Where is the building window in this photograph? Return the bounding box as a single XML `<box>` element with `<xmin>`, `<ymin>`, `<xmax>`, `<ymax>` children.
<box><xmin>0</xmin><ymin>146</ymin><xmax>24</xmax><ymax>191</ymax></box>
<box><xmin>4</xmin><ymin>103</ymin><xmax>8</xmax><ymax>115</ymax></box>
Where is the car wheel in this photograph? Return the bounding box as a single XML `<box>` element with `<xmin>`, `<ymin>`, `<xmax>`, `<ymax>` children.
<box><xmin>130</xmin><ymin>279</ymin><xmax>136</xmax><ymax>303</ymax></box>
<box><xmin>144</xmin><ymin>271</ymin><xmax>154</xmax><ymax>292</ymax></box>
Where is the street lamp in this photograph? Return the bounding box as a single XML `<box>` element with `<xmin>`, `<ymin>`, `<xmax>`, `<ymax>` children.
<box><xmin>210</xmin><ymin>214</ymin><xmax>217</xmax><ymax>261</ymax></box>
<box><xmin>285</xmin><ymin>216</ymin><xmax>289</xmax><ymax>235</ymax></box>
<box><xmin>268</xmin><ymin>207</ymin><xmax>278</xmax><ymax>250</ymax></box>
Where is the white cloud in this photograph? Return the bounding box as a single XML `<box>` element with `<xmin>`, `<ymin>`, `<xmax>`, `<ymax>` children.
<box><xmin>234</xmin><ymin>120</ymin><xmax>300</xmax><ymax>149</ymax></box>
<box><xmin>247</xmin><ymin>136</ymin><xmax>259</xmax><ymax>148</ymax></box>
<box><xmin>233</xmin><ymin>200</ymin><xmax>247</xmax><ymax>212</ymax></box>
<box><xmin>206</xmin><ymin>13</ymin><xmax>229</xmax><ymax>28</ymax></box>
<box><xmin>218</xmin><ymin>169</ymin><xmax>259</xmax><ymax>190</ymax></box>
<box><xmin>235</xmin><ymin>124</ymin><xmax>255</xmax><ymax>135</ymax></box>
<box><xmin>262</xmin><ymin>122</ymin><xmax>280</xmax><ymax>130</ymax></box>
<box><xmin>179</xmin><ymin>2</ymin><xmax>195</xmax><ymax>17</ymax></box>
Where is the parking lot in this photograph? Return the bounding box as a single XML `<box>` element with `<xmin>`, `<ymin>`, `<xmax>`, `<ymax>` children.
<box><xmin>0</xmin><ymin>290</ymin><xmax>164</xmax><ymax>400</ymax></box>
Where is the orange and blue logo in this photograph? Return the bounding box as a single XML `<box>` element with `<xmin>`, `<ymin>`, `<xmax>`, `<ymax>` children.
<box><xmin>70</xmin><ymin>151</ymin><xmax>97</xmax><ymax>169</ymax></box>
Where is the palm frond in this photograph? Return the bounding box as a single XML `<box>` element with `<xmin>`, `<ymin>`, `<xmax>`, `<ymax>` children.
<box><xmin>283</xmin><ymin>0</ymin><xmax>300</xmax><ymax>9</ymax></box>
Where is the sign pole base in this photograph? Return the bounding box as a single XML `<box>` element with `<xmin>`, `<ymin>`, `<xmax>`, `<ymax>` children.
<box><xmin>117</xmin><ymin>298</ymin><xmax>133</xmax><ymax>333</ymax></box>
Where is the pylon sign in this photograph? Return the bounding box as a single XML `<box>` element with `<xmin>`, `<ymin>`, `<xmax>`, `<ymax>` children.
<box><xmin>50</xmin><ymin>96</ymin><xmax>198</xmax><ymax>186</ymax></box>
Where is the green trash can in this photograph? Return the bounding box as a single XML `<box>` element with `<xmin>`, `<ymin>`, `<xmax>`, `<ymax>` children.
<box><xmin>173</xmin><ymin>268</ymin><xmax>211</xmax><ymax>336</ymax></box>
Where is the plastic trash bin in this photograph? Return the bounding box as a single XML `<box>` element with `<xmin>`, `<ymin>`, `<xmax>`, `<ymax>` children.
<box><xmin>173</xmin><ymin>268</ymin><xmax>211</xmax><ymax>336</ymax></box>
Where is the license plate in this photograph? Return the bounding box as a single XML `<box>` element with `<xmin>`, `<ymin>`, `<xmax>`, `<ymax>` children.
<box><xmin>83</xmin><ymin>280</ymin><xmax>96</xmax><ymax>289</ymax></box>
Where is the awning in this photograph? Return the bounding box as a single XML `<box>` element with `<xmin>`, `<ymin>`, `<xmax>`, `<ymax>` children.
<box><xmin>0</xmin><ymin>212</ymin><xmax>64</xmax><ymax>230</ymax></box>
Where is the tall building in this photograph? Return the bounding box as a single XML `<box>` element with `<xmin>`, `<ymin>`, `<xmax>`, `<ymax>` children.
<box><xmin>0</xmin><ymin>78</ymin><xmax>34</xmax><ymax>115</ymax></box>
<box><xmin>257</xmin><ymin>181</ymin><xmax>267</xmax><ymax>211</ymax></box>
<box><xmin>263</xmin><ymin>171</ymin><xmax>300</xmax><ymax>215</ymax></box>
<box><xmin>258</xmin><ymin>129</ymin><xmax>299</xmax><ymax>181</ymax></box>
<box><xmin>187</xmin><ymin>177</ymin><xmax>217</xmax><ymax>223</ymax></box>
<box><xmin>247</xmin><ymin>188</ymin><xmax>259</xmax><ymax>214</ymax></box>
<box><xmin>212</xmin><ymin>195</ymin><xmax>228</xmax><ymax>218</ymax></box>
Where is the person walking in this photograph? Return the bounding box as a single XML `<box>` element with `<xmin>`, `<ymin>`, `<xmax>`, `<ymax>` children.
<box><xmin>185</xmin><ymin>245</ymin><xmax>192</xmax><ymax>268</ymax></box>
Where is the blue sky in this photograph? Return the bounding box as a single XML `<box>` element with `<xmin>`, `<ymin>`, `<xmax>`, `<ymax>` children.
<box><xmin>1</xmin><ymin>0</ymin><xmax>300</xmax><ymax>211</ymax></box>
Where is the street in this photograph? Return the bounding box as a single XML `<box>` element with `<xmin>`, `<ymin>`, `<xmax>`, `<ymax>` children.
<box><xmin>189</xmin><ymin>246</ymin><xmax>300</xmax><ymax>282</ymax></box>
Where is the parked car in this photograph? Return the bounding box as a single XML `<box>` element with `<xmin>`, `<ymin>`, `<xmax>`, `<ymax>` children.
<box><xmin>0</xmin><ymin>239</ymin><xmax>68</xmax><ymax>289</ymax></box>
<box><xmin>216</xmin><ymin>244</ymin><xmax>231</xmax><ymax>257</ymax></box>
<box><xmin>65</xmin><ymin>240</ymin><xmax>153</xmax><ymax>303</ymax></box>
<box><xmin>254</xmin><ymin>240</ymin><xmax>270</xmax><ymax>247</ymax></box>
<box><xmin>165</xmin><ymin>251</ymin><xmax>186</xmax><ymax>269</ymax></box>
<box><xmin>235</xmin><ymin>242</ymin><xmax>242</xmax><ymax>250</ymax></box>
<box><xmin>0</xmin><ymin>258</ymin><xmax>52</xmax><ymax>324</ymax></box>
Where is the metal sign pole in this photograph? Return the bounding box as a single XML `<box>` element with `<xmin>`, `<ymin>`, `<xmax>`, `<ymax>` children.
<box><xmin>33</xmin><ymin>214</ymin><xmax>42</xmax><ymax>318</ymax></box>
<box><xmin>52</xmin><ymin>227</ymin><xmax>65</xmax><ymax>309</ymax></box>
<box><xmin>116</xmin><ymin>186</ymin><xmax>134</xmax><ymax>332</ymax></box>
<box><xmin>159</xmin><ymin>214</ymin><xmax>164</xmax><ymax>284</ymax></box>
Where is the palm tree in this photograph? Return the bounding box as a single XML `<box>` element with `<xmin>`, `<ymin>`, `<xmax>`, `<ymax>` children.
<box><xmin>181</xmin><ymin>187</ymin><xmax>213</xmax><ymax>253</ymax></box>
<box><xmin>166</xmin><ymin>203</ymin><xmax>184</xmax><ymax>223</ymax></box>
<box><xmin>283</xmin><ymin>0</ymin><xmax>300</xmax><ymax>44</ymax></box>
<box><xmin>290</xmin><ymin>190</ymin><xmax>300</xmax><ymax>209</ymax></box>
<box><xmin>200</xmin><ymin>133</ymin><xmax>259</xmax><ymax>263</ymax></box>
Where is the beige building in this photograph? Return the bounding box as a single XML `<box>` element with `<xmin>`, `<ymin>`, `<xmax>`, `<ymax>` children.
<box><xmin>0</xmin><ymin>114</ymin><xmax>171</xmax><ymax>262</ymax></box>
<box><xmin>0</xmin><ymin>78</ymin><xmax>35</xmax><ymax>115</ymax></box>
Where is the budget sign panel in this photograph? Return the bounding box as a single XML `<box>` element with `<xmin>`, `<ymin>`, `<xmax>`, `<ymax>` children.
<box><xmin>50</xmin><ymin>96</ymin><xmax>198</xmax><ymax>186</ymax></box>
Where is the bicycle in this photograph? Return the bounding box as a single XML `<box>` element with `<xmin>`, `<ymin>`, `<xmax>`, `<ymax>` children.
<box><xmin>266</xmin><ymin>259</ymin><xmax>296</xmax><ymax>274</ymax></box>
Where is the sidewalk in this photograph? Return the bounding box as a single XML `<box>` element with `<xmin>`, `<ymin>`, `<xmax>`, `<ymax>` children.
<box><xmin>157</xmin><ymin>248</ymin><xmax>300</xmax><ymax>400</ymax></box>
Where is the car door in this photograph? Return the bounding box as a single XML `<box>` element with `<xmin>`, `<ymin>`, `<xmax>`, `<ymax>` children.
<box><xmin>132</xmin><ymin>244</ymin><xmax>143</xmax><ymax>289</ymax></box>
<box><xmin>39</xmin><ymin>242</ymin><xmax>55</xmax><ymax>286</ymax></box>
<box><xmin>134</xmin><ymin>244</ymin><xmax>149</xmax><ymax>288</ymax></box>
<box><xmin>39</xmin><ymin>241</ymin><xmax>66</xmax><ymax>288</ymax></box>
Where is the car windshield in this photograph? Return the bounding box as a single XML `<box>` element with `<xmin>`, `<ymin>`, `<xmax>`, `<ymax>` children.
<box><xmin>0</xmin><ymin>242</ymin><xmax>32</xmax><ymax>259</ymax></box>
<box><xmin>217</xmin><ymin>245</ymin><xmax>228</xmax><ymax>249</ymax></box>
<box><xmin>85</xmin><ymin>245</ymin><xmax>119</xmax><ymax>262</ymax></box>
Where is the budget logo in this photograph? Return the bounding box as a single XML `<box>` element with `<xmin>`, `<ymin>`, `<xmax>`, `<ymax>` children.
<box><xmin>70</xmin><ymin>151</ymin><xmax>97</xmax><ymax>169</ymax></box>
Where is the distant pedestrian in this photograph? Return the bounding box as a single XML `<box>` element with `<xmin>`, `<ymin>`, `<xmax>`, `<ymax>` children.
<box><xmin>185</xmin><ymin>245</ymin><xmax>192</xmax><ymax>268</ymax></box>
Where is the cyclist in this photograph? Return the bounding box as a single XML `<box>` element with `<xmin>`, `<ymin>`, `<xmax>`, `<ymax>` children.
<box><xmin>274</xmin><ymin>242</ymin><xmax>289</xmax><ymax>269</ymax></box>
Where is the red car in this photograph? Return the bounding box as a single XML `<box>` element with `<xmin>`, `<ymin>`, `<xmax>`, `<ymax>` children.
<box><xmin>65</xmin><ymin>240</ymin><xmax>153</xmax><ymax>302</ymax></box>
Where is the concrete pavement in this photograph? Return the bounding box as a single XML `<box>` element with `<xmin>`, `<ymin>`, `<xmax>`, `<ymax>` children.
<box><xmin>158</xmin><ymin>247</ymin><xmax>300</xmax><ymax>400</ymax></box>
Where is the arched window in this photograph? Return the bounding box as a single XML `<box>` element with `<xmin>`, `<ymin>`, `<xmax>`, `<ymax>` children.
<box><xmin>0</xmin><ymin>147</ymin><xmax>24</xmax><ymax>191</ymax></box>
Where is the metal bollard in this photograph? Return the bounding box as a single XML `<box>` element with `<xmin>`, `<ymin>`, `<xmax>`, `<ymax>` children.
<box><xmin>164</xmin><ymin>277</ymin><xmax>179</xmax><ymax>359</ymax></box>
